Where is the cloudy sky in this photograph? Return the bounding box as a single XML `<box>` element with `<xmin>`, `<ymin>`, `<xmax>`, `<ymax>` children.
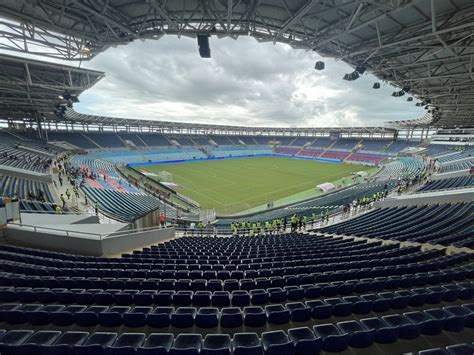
<box><xmin>74</xmin><ymin>35</ymin><xmax>423</xmax><ymax>127</ymax></box>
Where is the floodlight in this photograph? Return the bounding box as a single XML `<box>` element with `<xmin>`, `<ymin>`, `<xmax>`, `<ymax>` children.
<box><xmin>407</xmin><ymin>97</ymin><xmax>413</xmax><ymax>101</ymax></box>
<box><xmin>355</xmin><ymin>64</ymin><xmax>366</xmax><ymax>74</ymax></box>
<box><xmin>197</xmin><ymin>34</ymin><xmax>211</xmax><ymax>58</ymax></box>
<box><xmin>372</xmin><ymin>83</ymin><xmax>380</xmax><ymax>89</ymax></box>
<box><xmin>314</xmin><ymin>61</ymin><xmax>325</xmax><ymax>70</ymax></box>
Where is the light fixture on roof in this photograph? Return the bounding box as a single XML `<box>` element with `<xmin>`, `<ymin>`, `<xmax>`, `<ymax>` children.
<box><xmin>314</xmin><ymin>61</ymin><xmax>325</xmax><ymax>70</ymax></box>
<box><xmin>197</xmin><ymin>34</ymin><xmax>211</xmax><ymax>58</ymax></box>
<box><xmin>372</xmin><ymin>83</ymin><xmax>381</xmax><ymax>89</ymax></box>
<box><xmin>407</xmin><ymin>97</ymin><xmax>413</xmax><ymax>101</ymax></box>
<box><xmin>355</xmin><ymin>64</ymin><xmax>366</xmax><ymax>74</ymax></box>
<box><xmin>343</xmin><ymin>71</ymin><xmax>360</xmax><ymax>81</ymax></box>
<box><xmin>343</xmin><ymin>63</ymin><xmax>365</xmax><ymax>81</ymax></box>
<box><xmin>402</xmin><ymin>85</ymin><xmax>411</xmax><ymax>92</ymax></box>
<box><xmin>391</xmin><ymin>90</ymin><xmax>405</xmax><ymax>97</ymax></box>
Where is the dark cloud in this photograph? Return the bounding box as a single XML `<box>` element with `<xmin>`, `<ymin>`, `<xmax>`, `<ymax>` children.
<box><xmin>75</xmin><ymin>35</ymin><xmax>424</xmax><ymax>127</ymax></box>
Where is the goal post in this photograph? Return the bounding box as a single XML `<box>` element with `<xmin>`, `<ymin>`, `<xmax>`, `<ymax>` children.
<box><xmin>158</xmin><ymin>171</ymin><xmax>173</xmax><ymax>183</ymax></box>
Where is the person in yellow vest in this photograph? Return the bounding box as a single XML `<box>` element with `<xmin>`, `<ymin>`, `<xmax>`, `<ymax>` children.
<box><xmin>249</xmin><ymin>228</ymin><xmax>255</xmax><ymax>237</ymax></box>
<box><xmin>55</xmin><ymin>205</ymin><xmax>62</xmax><ymax>214</ymax></box>
<box><xmin>312</xmin><ymin>212</ymin><xmax>317</xmax><ymax>227</ymax></box>
<box><xmin>197</xmin><ymin>221</ymin><xmax>205</xmax><ymax>236</ymax></box>
<box><xmin>302</xmin><ymin>215</ymin><xmax>308</xmax><ymax>230</ymax></box>
<box><xmin>259</xmin><ymin>227</ymin><xmax>265</xmax><ymax>237</ymax></box>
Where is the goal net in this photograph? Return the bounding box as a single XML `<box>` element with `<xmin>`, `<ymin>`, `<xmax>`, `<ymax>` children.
<box><xmin>158</xmin><ymin>171</ymin><xmax>173</xmax><ymax>183</ymax></box>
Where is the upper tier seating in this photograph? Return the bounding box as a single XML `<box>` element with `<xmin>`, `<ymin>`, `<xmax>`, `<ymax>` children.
<box><xmin>321</xmin><ymin>202</ymin><xmax>473</xmax><ymax>247</ymax></box>
<box><xmin>418</xmin><ymin>176</ymin><xmax>474</xmax><ymax>192</ymax></box>
<box><xmin>84</xmin><ymin>133</ymin><xmax>125</xmax><ymax>148</ymax></box>
<box><xmin>385</xmin><ymin>141</ymin><xmax>418</xmax><ymax>153</ymax></box>
<box><xmin>331</xmin><ymin>139</ymin><xmax>360</xmax><ymax>150</ymax></box>
<box><xmin>118</xmin><ymin>133</ymin><xmax>147</xmax><ymax>147</ymax></box>
<box><xmin>0</xmin><ymin>145</ymin><xmax>52</xmax><ymax>174</ymax></box>
<box><xmin>208</xmin><ymin>135</ymin><xmax>235</xmax><ymax>146</ymax></box>
<box><xmin>137</xmin><ymin>133</ymin><xmax>170</xmax><ymax>146</ymax></box>
<box><xmin>47</xmin><ymin>132</ymin><xmax>98</xmax><ymax>149</ymax></box>
<box><xmin>359</xmin><ymin>140</ymin><xmax>391</xmax><ymax>152</ymax></box>
<box><xmin>311</xmin><ymin>137</ymin><xmax>333</xmax><ymax>148</ymax></box>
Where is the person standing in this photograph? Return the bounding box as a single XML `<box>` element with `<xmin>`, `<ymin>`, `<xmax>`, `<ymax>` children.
<box><xmin>159</xmin><ymin>213</ymin><xmax>166</xmax><ymax>228</ymax></box>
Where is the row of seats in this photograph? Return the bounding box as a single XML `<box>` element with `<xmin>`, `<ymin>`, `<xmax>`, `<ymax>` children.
<box><xmin>441</xmin><ymin>159</ymin><xmax>474</xmax><ymax>173</ymax></box>
<box><xmin>418</xmin><ymin>175</ymin><xmax>473</xmax><ymax>192</ymax></box>
<box><xmin>0</xmin><ymin>303</ymin><xmax>473</xmax><ymax>355</ymax></box>
<box><xmin>1</xmin><ymin>286</ymin><xmax>472</xmax><ymax>328</ymax></box>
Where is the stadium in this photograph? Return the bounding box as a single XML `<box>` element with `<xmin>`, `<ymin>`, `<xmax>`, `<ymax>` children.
<box><xmin>0</xmin><ymin>0</ymin><xmax>473</xmax><ymax>354</ymax></box>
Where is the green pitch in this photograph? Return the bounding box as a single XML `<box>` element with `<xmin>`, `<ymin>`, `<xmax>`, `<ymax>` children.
<box><xmin>140</xmin><ymin>156</ymin><xmax>370</xmax><ymax>215</ymax></box>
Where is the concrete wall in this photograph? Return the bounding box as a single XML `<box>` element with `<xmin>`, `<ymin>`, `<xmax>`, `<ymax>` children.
<box><xmin>5</xmin><ymin>226</ymin><xmax>175</xmax><ymax>256</ymax></box>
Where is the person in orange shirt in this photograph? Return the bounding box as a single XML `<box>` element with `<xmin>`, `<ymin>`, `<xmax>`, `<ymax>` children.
<box><xmin>159</xmin><ymin>213</ymin><xmax>166</xmax><ymax>228</ymax></box>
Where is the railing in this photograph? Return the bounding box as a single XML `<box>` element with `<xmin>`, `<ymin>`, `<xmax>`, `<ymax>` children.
<box><xmin>8</xmin><ymin>222</ymin><xmax>173</xmax><ymax>241</ymax></box>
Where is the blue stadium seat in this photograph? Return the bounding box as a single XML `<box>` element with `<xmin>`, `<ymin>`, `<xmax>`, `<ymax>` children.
<box><xmin>265</xmin><ymin>304</ymin><xmax>290</xmax><ymax>325</ymax></box>
<box><xmin>104</xmin><ymin>333</ymin><xmax>146</xmax><ymax>355</ymax></box>
<box><xmin>337</xmin><ymin>320</ymin><xmax>374</xmax><ymax>348</ymax></box>
<box><xmin>286</xmin><ymin>302</ymin><xmax>311</xmax><ymax>322</ymax></box>
<box><xmin>261</xmin><ymin>331</ymin><xmax>294</xmax><ymax>355</ymax></box>
<box><xmin>49</xmin><ymin>331</ymin><xmax>90</xmax><ymax>355</ymax></box>
<box><xmin>244</xmin><ymin>306</ymin><xmax>267</xmax><ymax>327</ymax></box>
<box><xmin>73</xmin><ymin>332</ymin><xmax>118</xmax><ymax>355</ymax></box>
<box><xmin>287</xmin><ymin>327</ymin><xmax>321</xmax><ymax>355</ymax></box>
<box><xmin>220</xmin><ymin>307</ymin><xmax>243</xmax><ymax>328</ymax></box>
<box><xmin>233</xmin><ymin>333</ymin><xmax>262</xmax><ymax>355</ymax></box>
<box><xmin>195</xmin><ymin>307</ymin><xmax>219</xmax><ymax>328</ymax></box>
<box><xmin>202</xmin><ymin>334</ymin><xmax>231</xmax><ymax>355</ymax></box>
<box><xmin>360</xmin><ymin>317</ymin><xmax>398</xmax><ymax>343</ymax></box>
<box><xmin>13</xmin><ymin>330</ymin><xmax>61</xmax><ymax>355</ymax></box>
<box><xmin>0</xmin><ymin>330</ymin><xmax>34</xmax><ymax>354</ymax></box>
<box><xmin>123</xmin><ymin>306</ymin><xmax>152</xmax><ymax>327</ymax></box>
<box><xmin>170</xmin><ymin>334</ymin><xmax>202</xmax><ymax>355</ymax></box>
<box><xmin>137</xmin><ymin>333</ymin><xmax>174</xmax><ymax>355</ymax></box>
<box><xmin>193</xmin><ymin>291</ymin><xmax>212</xmax><ymax>306</ymax></box>
<box><xmin>306</xmin><ymin>300</ymin><xmax>332</xmax><ymax>319</ymax></box>
<box><xmin>212</xmin><ymin>291</ymin><xmax>231</xmax><ymax>307</ymax></box>
<box><xmin>445</xmin><ymin>343</ymin><xmax>474</xmax><ymax>355</ymax></box>
<box><xmin>404</xmin><ymin>311</ymin><xmax>444</xmax><ymax>335</ymax></box>
<box><xmin>147</xmin><ymin>307</ymin><xmax>174</xmax><ymax>328</ymax></box>
<box><xmin>313</xmin><ymin>323</ymin><xmax>349</xmax><ymax>352</ymax></box>
<box><xmin>76</xmin><ymin>306</ymin><xmax>108</xmax><ymax>327</ymax></box>
<box><xmin>99</xmin><ymin>306</ymin><xmax>130</xmax><ymax>327</ymax></box>
<box><xmin>325</xmin><ymin>297</ymin><xmax>353</xmax><ymax>317</ymax></box>
<box><xmin>232</xmin><ymin>290</ymin><xmax>250</xmax><ymax>307</ymax></box>
<box><xmin>382</xmin><ymin>314</ymin><xmax>420</xmax><ymax>339</ymax></box>
<box><xmin>171</xmin><ymin>307</ymin><xmax>197</xmax><ymax>328</ymax></box>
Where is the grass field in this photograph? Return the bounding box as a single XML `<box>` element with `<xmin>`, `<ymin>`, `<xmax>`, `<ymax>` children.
<box><xmin>139</xmin><ymin>156</ymin><xmax>370</xmax><ymax>215</ymax></box>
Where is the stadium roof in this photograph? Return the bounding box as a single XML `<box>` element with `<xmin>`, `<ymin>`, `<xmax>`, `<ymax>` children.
<box><xmin>0</xmin><ymin>0</ymin><xmax>473</xmax><ymax>127</ymax></box>
<box><xmin>0</xmin><ymin>53</ymin><xmax>104</xmax><ymax>119</ymax></box>
<box><xmin>61</xmin><ymin>108</ymin><xmax>394</xmax><ymax>135</ymax></box>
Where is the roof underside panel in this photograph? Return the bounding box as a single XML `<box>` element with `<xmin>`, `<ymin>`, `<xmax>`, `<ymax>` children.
<box><xmin>0</xmin><ymin>0</ymin><xmax>472</xmax><ymax>127</ymax></box>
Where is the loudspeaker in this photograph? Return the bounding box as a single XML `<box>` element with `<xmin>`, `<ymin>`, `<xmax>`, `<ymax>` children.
<box><xmin>197</xmin><ymin>35</ymin><xmax>211</xmax><ymax>58</ymax></box>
